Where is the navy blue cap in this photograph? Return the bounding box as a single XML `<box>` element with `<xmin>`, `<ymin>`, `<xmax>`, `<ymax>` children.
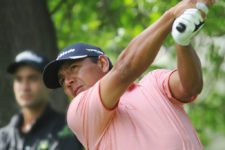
<box><xmin>7</xmin><ymin>50</ymin><xmax>49</xmax><ymax>74</ymax></box>
<box><xmin>43</xmin><ymin>42</ymin><xmax>106</xmax><ymax>89</ymax></box>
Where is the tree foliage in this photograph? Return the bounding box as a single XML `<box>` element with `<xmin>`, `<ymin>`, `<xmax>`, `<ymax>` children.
<box><xmin>48</xmin><ymin>0</ymin><xmax>225</xmax><ymax>148</ymax></box>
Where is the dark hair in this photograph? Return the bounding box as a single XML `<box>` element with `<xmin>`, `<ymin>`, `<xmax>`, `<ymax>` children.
<box><xmin>89</xmin><ymin>57</ymin><xmax>113</xmax><ymax>71</ymax></box>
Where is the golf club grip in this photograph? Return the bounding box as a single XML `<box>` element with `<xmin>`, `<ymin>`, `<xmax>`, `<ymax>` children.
<box><xmin>176</xmin><ymin>22</ymin><xmax>186</xmax><ymax>33</ymax></box>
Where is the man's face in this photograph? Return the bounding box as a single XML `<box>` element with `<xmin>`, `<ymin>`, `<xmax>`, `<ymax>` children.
<box><xmin>13</xmin><ymin>65</ymin><xmax>49</xmax><ymax>108</ymax></box>
<box><xmin>58</xmin><ymin>58</ymin><xmax>106</xmax><ymax>99</ymax></box>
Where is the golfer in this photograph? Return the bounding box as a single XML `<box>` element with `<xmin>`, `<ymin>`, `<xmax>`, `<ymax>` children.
<box><xmin>43</xmin><ymin>0</ymin><xmax>214</xmax><ymax>149</ymax></box>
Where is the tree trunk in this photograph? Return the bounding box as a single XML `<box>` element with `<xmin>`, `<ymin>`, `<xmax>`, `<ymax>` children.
<box><xmin>0</xmin><ymin>0</ymin><xmax>67</xmax><ymax>127</ymax></box>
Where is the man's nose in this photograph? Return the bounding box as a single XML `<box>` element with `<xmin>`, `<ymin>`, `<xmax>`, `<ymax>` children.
<box><xmin>21</xmin><ymin>81</ymin><xmax>31</xmax><ymax>92</ymax></box>
<box><xmin>64</xmin><ymin>76</ymin><xmax>76</xmax><ymax>87</ymax></box>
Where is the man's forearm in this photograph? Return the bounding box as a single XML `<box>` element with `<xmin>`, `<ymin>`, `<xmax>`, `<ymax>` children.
<box><xmin>176</xmin><ymin>44</ymin><xmax>203</xmax><ymax>96</ymax></box>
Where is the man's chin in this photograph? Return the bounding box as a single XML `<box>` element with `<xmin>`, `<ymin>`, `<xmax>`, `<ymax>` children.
<box><xmin>19</xmin><ymin>101</ymin><xmax>45</xmax><ymax>109</ymax></box>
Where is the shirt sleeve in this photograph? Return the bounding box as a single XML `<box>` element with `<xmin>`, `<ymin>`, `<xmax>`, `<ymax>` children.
<box><xmin>140</xmin><ymin>69</ymin><xmax>197</xmax><ymax>105</ymax></box>
<box><xmin>0</xmin><ymin>127</ymin><xmax>10</xmax><ymax>150</ymax></box>
<box><xmin>67</xmin><ymin>80</ymin><xmax>116</xmax><ymax>149</ymax></box>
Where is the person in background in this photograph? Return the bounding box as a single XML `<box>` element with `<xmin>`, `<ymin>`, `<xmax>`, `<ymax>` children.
<box><xmin>0</xmin><ymin>50</ymin><xmax>83</xmax><ymax>150</ymax></box>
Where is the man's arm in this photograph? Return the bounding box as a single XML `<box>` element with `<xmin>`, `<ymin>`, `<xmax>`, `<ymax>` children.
<box><xmin>100</xmin><ymin>0</ymin><xmax>213</xmax><ymax>109</ymax></box>
<box><xmin>100</xmin><ymin>10</ymin><xmax>175</xmax><ymax>109</ymax></box>
<box><xmin>169</xmin><ymin>45</ymin><xmax>203</xmax><ymax>102</ymax></box>
<box><xmin>100</xmin><ymin>4</ymin><xmax>180</xmax><ymax>109</ymax></box>
<box><xmin>168</xmin><ymin>1</ymin><xmax>214</xmax><ymax>102</ymax></box>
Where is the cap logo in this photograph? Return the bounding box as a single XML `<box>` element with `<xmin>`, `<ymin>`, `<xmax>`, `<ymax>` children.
<box><xmin>69</xmin><ymin>55</ymin><xmax>88</xmax><ymax>59</ymax></box>
<box><xmin>86</xmin><ymin>48</ymin><xmax>104</xmax><ymax>55</ymax></box>
<box><xmin>57</xmin><ymin>49</ymin><xmax>76</xmax><ymax>60</ymax></box>
<box><xmin>15</xmin><ymin>51</ymin><xmax>42</xmax><ymax>63</ymax></box>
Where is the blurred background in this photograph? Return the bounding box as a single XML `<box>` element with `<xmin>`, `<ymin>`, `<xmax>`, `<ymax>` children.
<box><xmin>0</xmin><ymin>0</ymin><xmax>224</xmax><ymax>149</ymax></box>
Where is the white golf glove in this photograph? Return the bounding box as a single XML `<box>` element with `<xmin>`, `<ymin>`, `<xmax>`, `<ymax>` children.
<box><xmin>172</xmin><ymin>3</ymin><xmax>208</xmax><ymax>46</ymax></box>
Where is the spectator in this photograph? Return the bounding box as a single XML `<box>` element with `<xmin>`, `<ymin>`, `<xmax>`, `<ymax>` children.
<box><xmin>0</xmin><ymin>51</ymin><xmax>83</xmax><ymax>150</ymax></box>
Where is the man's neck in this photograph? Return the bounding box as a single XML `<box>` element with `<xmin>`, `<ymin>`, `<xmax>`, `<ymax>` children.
<box><xmin>21</xmin><ymin>103</ymin><xmax>47</xmax><ymax>133</ymax></box>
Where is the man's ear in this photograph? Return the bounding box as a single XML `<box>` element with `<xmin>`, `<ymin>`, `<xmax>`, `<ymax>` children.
<box><xmin>97</xmin><ymin>55</ymin><xmax>109</xmax><ymax>73</ymax></box>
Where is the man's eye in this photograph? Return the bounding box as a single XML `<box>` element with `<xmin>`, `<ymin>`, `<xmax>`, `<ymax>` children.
<box><xmin>71</xmin><ymin>64</ymin><xmax>77</xmax><ymax>69</ymax></box>
<box><xmin>14</xmin><ymin>76</ymin><xmax>22</xmax><ymax>82</ymax></box>
<box><xmin>70</xmin><ymin>65</ymin><xmax>78</xmax><ymax>72</ymax></box>
<box><xmin>22</xmin><ymin>75</ymin><xmax>40</xmax><ymax>82</ymax></box>
<box><xmin>29</xmin><ymin>75</ymin><xmax>39</xmax><ymax>81</ymax></box>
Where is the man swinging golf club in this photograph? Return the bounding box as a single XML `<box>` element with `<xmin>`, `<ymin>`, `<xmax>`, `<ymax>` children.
<box><xmin>43</xmin><ymin>0</ymin><xmax>214</xmax><ymax>149</ymax></box>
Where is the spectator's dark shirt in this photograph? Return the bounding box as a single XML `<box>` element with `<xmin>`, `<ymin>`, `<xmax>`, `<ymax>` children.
<box><xmin>0</xmin><ymin>105</ymin><xmax>83</xmax><ymax>150</ymax></box>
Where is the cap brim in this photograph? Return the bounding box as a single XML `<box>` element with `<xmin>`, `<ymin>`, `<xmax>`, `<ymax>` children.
<box><xmin>7</xmin><ymin>61</ymin><xmax>43</xmax><ymax>74</ymax></box>
<box><xmin>43</xmin><ymin>56</ymin><xmax>88</xmax><ymax>89</ymax></box>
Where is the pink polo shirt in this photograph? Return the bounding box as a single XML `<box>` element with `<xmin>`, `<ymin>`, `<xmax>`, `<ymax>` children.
<box><xmin>67</xmin><ymin>69</ymin><xmax>203</xmax><ymax>150</ymax></box>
